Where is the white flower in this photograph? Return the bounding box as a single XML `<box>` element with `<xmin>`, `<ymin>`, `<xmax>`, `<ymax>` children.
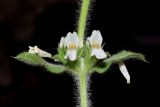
<box><xmin>28</xmin><ymin>46</ymin><xmax>52</xmax><ymax>57</ymax></box>
<box><xmin>64</xmin><ymin>32</ymin><xmax>79</xmax><ymax>61</ymax></box>
<box><xmin>87</xmin><ymin>30</ymin><xmax>107</xmax><ymax>59</ymax></box>
<box><xmin>118</xmin><ymin>62</ymin><xmax>130</xmax><ymax>84</ymax></box>
<box><xmin>59</xmin><ymin>37</ymin><xmax>66</xmax><ymax>48</ymax></box>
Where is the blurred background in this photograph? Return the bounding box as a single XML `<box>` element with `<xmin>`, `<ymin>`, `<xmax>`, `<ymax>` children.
<box><xmin>0</xmin><ymin>0</ymin><xmax>159</xmax><ymax>107</ymax></box>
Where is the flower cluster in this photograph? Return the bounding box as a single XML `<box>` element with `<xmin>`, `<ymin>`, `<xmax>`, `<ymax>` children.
<box><xmin>59</xmin><ymin>30</ymin><xmax>107</xmax><ymax>61</ymax></box>
<box><xmin>58</xmin><ymin>30</ymin><xmax>130</xmax><ymax>83</ymax></box>
<box><xmin>18</xmin><ymin>30</ymin><xmax>145</xmax><ymax>84</ymax></box>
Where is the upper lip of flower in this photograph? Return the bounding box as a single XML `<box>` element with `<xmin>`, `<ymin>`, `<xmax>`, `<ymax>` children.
<box><xmin>88</xmin><ymin>30</ymin><xmax>103</xmax><ymax>48</ymax></box>
<box><xmin>65</xmin><ymin>32</ymin><xmax>79</xmax><ymax>50</ymax></box>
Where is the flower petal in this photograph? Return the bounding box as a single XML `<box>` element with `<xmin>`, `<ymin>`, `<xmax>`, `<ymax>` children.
<box><xmin>72</xmin><ymin>32</ymin><xmax>79</xmax><ymax>46</ymax></box>
<box><xmin>37</xmin><ymin>50</ymin><xmax>52</xmax><ymax>57</ymax></box>
<box><xmin>65</xmin><ymin>32</ymin><xmax>72</xmax><ymax>47</ymax></box>
<box><xmin>28</xmin><ymin>46</ymin><xmax>34</xmax><ymax>53</ymax></box>
<box><xmin>92</xmin><ymin>48</ymin><xmax>107</xmax><ymax>59</ymax></box>
<box><xmin>65</xmin><ymin>50</ymin><xmax>77</xmax><ymax>61</ymax></box>
<box><xmin>91</xmin><ymin>48</ymin><xmax>97</xmax><ymax>57</ymax></box>
<box><xmin>89</xmin><ymin>30</ymin><xmax>103</xmax><ymax>46</ymax></box>
<box><xmin>59</xmin><ymin>37</ymin><xmax>65</xmax><ymax>48</ymax></box>
<box><xmin>118</xmin><ymin>62</ymin><xmax>130</xmax><ymax>84</ymax></box>
<box><xmin>28</xmin><ymin>46</ymin><xmax>52</xmax><ymax>57</ymax></box>
<box><xmin>34</xmin><ymin>46</ymin><xmax>39</xmax><ymax>53</ymax></box>
<box><xmin>65</xmin><ymin>32</ymin><xmax>79</xmax><ymax>48</ymax></box>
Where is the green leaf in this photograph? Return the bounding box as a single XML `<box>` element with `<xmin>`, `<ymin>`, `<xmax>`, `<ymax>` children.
<box><xmin>15</xmin><ymin>52</ymin><xmax>65</xmax><ymax>74</ymax></box>
<box><xmin>44</xmin><ymin>62</ymin><xmax>65</xmax><ymax>74</ymax></box>
<box><xmin>105</xmin><ymin>50</ymin><xmax>147</xmax><ymax>63</ymax></box>
<box><xmin>15</xmin><ymin>52</ymin><xmax>45</xmax><ymax>66</ymax></box>
<box><xmin>92</xmin><ymin>50</ymin><xmax>147</xmax><ymax>74</ymax></box>
<box><xmin>93</xmin><ymin>61</ymin><xmax>112</xmax><ymax>73</ymax></box>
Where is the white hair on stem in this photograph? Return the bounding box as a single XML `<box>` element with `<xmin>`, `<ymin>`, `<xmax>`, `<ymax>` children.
<box><xmin>73</xmin><ymin>73</ymin><xmax>92</xmax><ymax>107</ymax></box>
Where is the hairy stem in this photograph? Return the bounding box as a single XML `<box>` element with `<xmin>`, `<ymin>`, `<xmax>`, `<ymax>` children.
<box><xmin>78</xmin><ymin>0</ymin><xmax>91</xmax><ymax>47</ymax></box>
<box><xmin>77</xmin><ymin>0</ymin><xmax>91</xmax><ymax>106</ymax></box>
<box><xmin>77</xmin><ymin>58</ymin><xmax>88</xmax><ymax>107</ymax></box>
<box><xmin>79</xmin><ymin>73</ymin><xmax>88</xmax><ymax>107</ymax></box>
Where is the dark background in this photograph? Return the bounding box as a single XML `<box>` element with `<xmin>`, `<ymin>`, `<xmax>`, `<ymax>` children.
<box><xmin>0</xmin><ymin>0</ymin><xmax>159</xmax><ymax>107</ymax></box>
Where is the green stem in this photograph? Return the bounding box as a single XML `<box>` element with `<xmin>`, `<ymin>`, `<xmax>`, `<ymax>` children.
<box><xmin>77</xmin><ymin>0</ymin><xmax>91</xmax><ymax>106</ymax></box>
<box><xmin>79</xmin><ymin>72</ymin><xmax>88</xmax><ymax>107</ymax></box>
<box><xmin>78</xmin><ymin>0</ymin><xmax>91</xmax><ymax>47</ymax></box>
<box><xmin>78</xmin><ymin>58</ymin><xmax>88</xmax><ymax>107</ymax></box>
